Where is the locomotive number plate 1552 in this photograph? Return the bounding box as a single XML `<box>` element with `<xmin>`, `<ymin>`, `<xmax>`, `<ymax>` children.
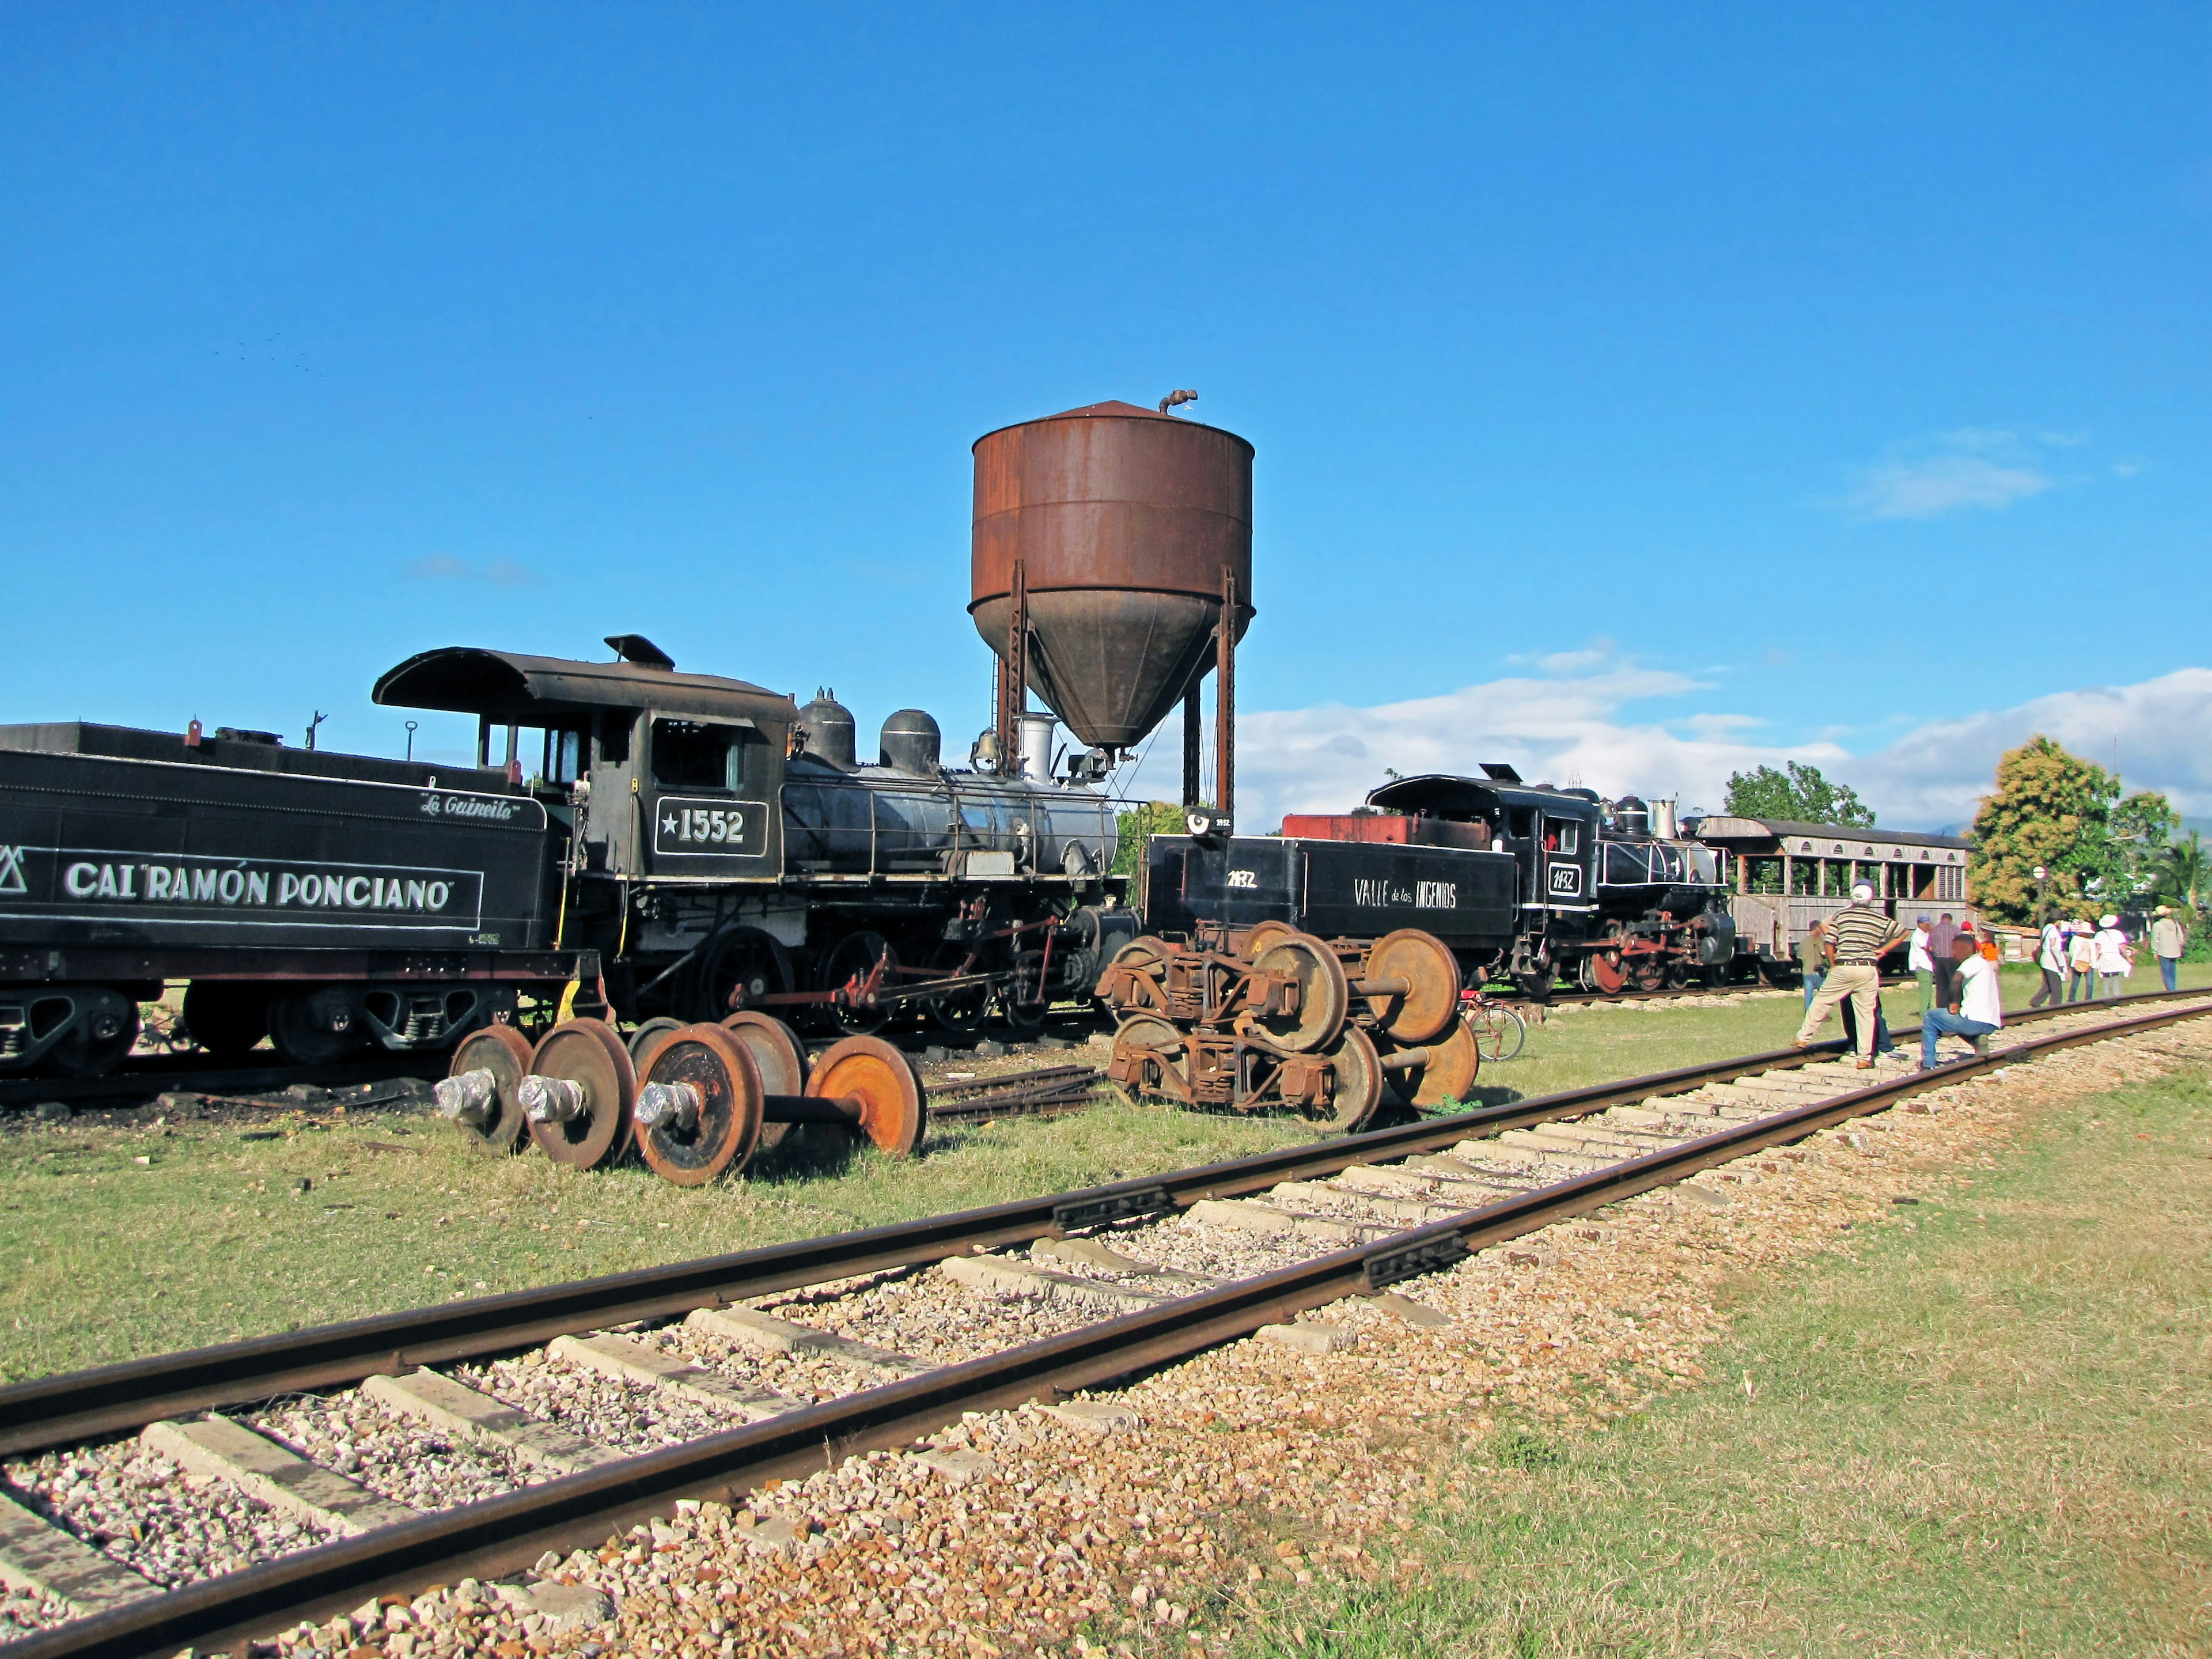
<box><xmin>653</xmin><ymin>796</ymin><xmax>769</xmax><ymax>858</ymax></box>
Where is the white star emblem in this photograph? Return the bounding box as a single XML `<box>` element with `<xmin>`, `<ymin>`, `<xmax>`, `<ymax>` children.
<box><xmin>661</xmin><ymin>815</ymin><xmax>679</xmax><ymax>835</ymax></box>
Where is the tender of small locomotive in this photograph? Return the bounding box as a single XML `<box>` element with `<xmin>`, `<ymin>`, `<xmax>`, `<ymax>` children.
<box><xmin>1132</xmin><ymin>766</ymin><xmax>1736</xmax><ymax>998</ymax></box>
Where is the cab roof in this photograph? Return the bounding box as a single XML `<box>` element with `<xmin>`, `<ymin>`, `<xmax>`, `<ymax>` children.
<box><xmin>373</xmin><ymin>646</ymin><xmax>798</xmax><ymax>727</ymax></box>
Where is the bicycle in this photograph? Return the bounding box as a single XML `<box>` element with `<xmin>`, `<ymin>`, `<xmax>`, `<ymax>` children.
<box><xmin>1459</xmin><ymin>988</ymin><xmax>1527</xmax><ymax>1063</ymax></box>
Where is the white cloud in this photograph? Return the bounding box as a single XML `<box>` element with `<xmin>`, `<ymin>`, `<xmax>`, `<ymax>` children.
<box><xmin>1841</xmin><ymin>427</ymin><xmax>2069</xmax><ymax>520</ymax></box>
<box><xmin>1132</xmin><ymin>663</ymin><xmax>2212</xmax><ymax>835</ymax></box>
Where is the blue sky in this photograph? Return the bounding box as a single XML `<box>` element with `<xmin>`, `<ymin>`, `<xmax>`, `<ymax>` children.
<box><xmin>4</xmin><ymin>6</ymin><xmax>2207</xmax><ymax>825</ymax></box>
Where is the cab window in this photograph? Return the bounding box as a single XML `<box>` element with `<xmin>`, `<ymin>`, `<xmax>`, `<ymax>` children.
<box><xmin>652</xmin><ymin>720</ymin><xmax>766</xmax><ymax>793</ymax></box>
<box><xmin>1549</xmin><ymin>819</ymin><xmax>1580</xmax><ymax>855</ymax></box>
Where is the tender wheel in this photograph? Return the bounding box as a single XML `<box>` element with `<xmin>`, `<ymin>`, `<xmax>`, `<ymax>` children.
<box><xmin>809</xmin><ymin>1035</ymin><xmax>925</xmax><ymax>1158</ymax></box>
<box><xmin>923</xmin><ymin>944</ymin><xmax>991</xmax><ymax>1034</ymax></box>
<box><xmin>720</xmin><ymin>1010</ymin><xmax>809</xmax><ymax>1150</ymax></box>
<box><xmin>1316</xmin><ymin>1025</ymin><xmax>1384</xmax><ymax>1132</ymax></box>
<box><xmin>41</xmin><ymin>988</ymin><xmax>141</xmax><ymax>1078</ymax></box>
<box><xmin>1385</xmin><ymin>1016</ymin><xmax>1482</xmax><ymax>1110</ymax></box>
<box><xmin>181</xmin><ymin>982</ymin><xmax>268</xmax><ymax>1063</ymax></box>
<box><xmin>820</xmin><ymin>931</ymin><xmax>898</xmax><ymax>1035</ymax></box>
<box><xmin>523</xmin><ymin>1018</ymin><xmax>637</xmax><ymax>1169</ymax></box>
<box><xmin>1362</xmin><ymin>929</ymin><xmax>1461</xmax><ymax>1044</ymax></box>
<box><xmin>268</xmin><ymin>987</ymin><xmax>365</xmax><ymax>1066</ymax></box>
<box><xmin>1238</xmin><ymin>920</ymin><xmax>1296</xmax><ymax>962</ymax></box>
<box><xmin>635</xmin><ymin>1023</ymin><xmax>764</xmax><ymax>1186</ymax></box>
<box><xmin>1109</xmin><ymin>1013</ymin><xmax>1190</xmax><ymax>1104</ymax></box>
<box><xmin>626</xmin><ymin>1016</ymin><xmax>686</xmax><ymax>1074</ymax></box>
<box><xmin>1252</xmin><ymin>934</ymin><xmax>1350</xmax><ymax>1054</ymax></box>
<box><xmin>439</xmin><ymin>1024</ymin><xmax>534</xmax><ymax>1154</ymax></box>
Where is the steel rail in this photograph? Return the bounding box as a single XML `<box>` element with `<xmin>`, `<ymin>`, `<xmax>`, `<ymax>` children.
<box><xmin>14</xmin><ymin>991</ymin><xmax>2210</xmax><ymax>1659</ymax></box>
<box><xmin>0</xmin><ymin>986</ymin><xmax>2196</xmax><ymax>1458</ymax></box>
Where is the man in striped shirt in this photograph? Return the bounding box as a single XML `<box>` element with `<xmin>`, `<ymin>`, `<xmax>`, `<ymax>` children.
<box><xmin>1794</xmin><ymin>881</ymin><xmax>1910</xmax><ymax>1069</ymax></box>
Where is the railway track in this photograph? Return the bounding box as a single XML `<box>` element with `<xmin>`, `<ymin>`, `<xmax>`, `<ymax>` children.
<box><xmin>3</xmin><ymin>987</ymin><xmax>2206</xmax><ymax>1658</ymax></box>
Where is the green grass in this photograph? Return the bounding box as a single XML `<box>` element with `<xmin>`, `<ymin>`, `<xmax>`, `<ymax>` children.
<box><xmin>5</xmin><ymin>965</ymin><xmax>2205</xmax><ymax>1388</ymax></box>
<box><xmin>1236</xmin><ymin>1061</ymin><xmax>2212</xmax><ymax>1656</ymax></box>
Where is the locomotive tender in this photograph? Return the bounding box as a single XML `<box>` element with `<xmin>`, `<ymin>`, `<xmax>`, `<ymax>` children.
<box><xmin>0</xmin><ymin>638</ymin><xmax>1128</xmax><ymax>1075</ymax></box>
<box><xmin>1138</xmin><ymin>764</ymin><xmax>1737</xmax><ymax>996</ymax></box>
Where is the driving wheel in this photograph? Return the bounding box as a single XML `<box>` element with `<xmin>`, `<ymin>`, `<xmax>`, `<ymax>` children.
<box><xmin>820</xmin><ymin>931</ymin><xmax>899</xmax><ymax>1035</ymax></box>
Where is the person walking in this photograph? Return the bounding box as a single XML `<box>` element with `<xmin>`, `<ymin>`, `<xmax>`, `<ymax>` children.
<box><xmin>2067</xmin><ymin>919</ymin><xmax>2097</xmax><ymax>1003</ymax></box>
<box><xmin>1910</xmin><ymin>916</ymin><xmax>1935</xmax><ymax>1013</ymax></box>
<box><xmin>1922</xmin><ymin>930</ymin><xmax>2004</xmax><ymax>1070</ymax></box>
<box><xmin>1798</xmin><ymin>919</ymin><xmax>1829</xmax><ymax>1012</ymax></box>
<box><xmin>2151</xmin><ymin>906</ymin><xmax>2187</xmax><ymax>993</ymax></box>
<box><xmin>1927</xmin><ymin>912</ymin><xmax>1960</xmax><ymax>1012</ymax></box>
<box><xmin>1796</xmin><ymin>881</ymin><xmax>1907</xmax><ymax>1069</ymax></box>
<box><xmin>2029</xmin><ymin>913</ymin><xmax>2067</xmax><ymax>1008</ymax></box>
<box><xmin>2094</xmin><ymin>914</ymin><xmax>2132</xmax><ymax>998</ymax></box>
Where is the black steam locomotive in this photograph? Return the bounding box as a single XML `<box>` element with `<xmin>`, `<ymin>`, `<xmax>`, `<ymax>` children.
<box><xmin>1137</xmin><ymin>764</ymin><xmax>1736</xmax><ymax>997</ymax></box>
<box><xmin>0</xmin><ymin>636</ymin><xmax>1131</xmax><ymax>1075</ymax></box>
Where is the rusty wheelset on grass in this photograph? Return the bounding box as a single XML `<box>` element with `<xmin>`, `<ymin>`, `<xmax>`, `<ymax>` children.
<box><xmin>433</xmin><ymin>1010</ymin><xmax>925</xmax><ymax>1183</ymax></box>
<box><xmin>1096</xmin><ymin>923</ymin><xmax>1480</xmax><ymax>1131</ymax></box>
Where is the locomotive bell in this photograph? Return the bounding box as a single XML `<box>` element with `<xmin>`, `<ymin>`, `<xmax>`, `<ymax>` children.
<box><xmin>971</xmin><ymin>400</ymin><xmax>1253</xmax><ymax>753</ymax></box>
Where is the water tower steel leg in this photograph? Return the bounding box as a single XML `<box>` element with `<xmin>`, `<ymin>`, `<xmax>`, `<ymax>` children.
<box><xmin>1181</xmin><ymin>684</ymin><xmax>1202</xmax><ymax>809</ymax></box>
<box><xmin>997</xmin><ymin>559</ymin><xmax>1028</xmax><ymax>777</ymax></box>
<box><xmin>1215</xmin><ymin>566</ymin><xmax>1236</xmax><ymax>825</ymax></box>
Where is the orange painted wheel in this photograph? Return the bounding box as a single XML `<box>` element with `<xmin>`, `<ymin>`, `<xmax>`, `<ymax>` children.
<box><xmin>442</xmin><ymin>1023</ymin><xmax>533</xmax><ymax>1154</ymax></box>
<box><xmin>524</xmin><ymin>1018</ymin><xmax>637</xmax><ymax>1169</ymax></box>
<box><xmin>720</xmin><ymin>1010</ymin><xmax>809</xmax><ymax>1149</ymax></box>
<box><xmin>636</xmin><ymin>1023</ymin><xmax>763</xmax><ymax>1186</ymax></box>
<box><xmin>808</xmin><ymin>1035</ymin><xmax>926</xmax><ymax>1158</ymax></box>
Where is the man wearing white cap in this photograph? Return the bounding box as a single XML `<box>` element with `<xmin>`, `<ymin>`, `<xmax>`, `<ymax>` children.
<box><xmin>2150</xmin><ymin>906</ymin><xmax>2187</xmax><ymax>993</ymax></box>
<box><xmin>2094</xmin><ymin>915</ymin><xmax>2132</xmax><ymax>998</ymax></box>
<box><xmin>1795</xmin><ymin>880</ymin><xmax>1907</xmax><ymax>1069</ymax></box>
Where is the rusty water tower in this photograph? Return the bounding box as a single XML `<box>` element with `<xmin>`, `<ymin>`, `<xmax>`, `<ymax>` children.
<box><xmin>971</xmin><ymin>398</ymin><xmax>1253</xmax><ymax>814</ymax></box>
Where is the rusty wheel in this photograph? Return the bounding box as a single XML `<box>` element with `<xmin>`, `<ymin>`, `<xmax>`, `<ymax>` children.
<box><xmin>1252</xmin><ymin>934</ymin><xmax>1349</xmax><ymax>1054</ymax></box>
<box><xmin>626</xmin><ymin>1016</ymin><xmax>686</xmax><ymax>1074</ymax></box>
<box><xmin>1239</xmin><ymin>920</ymin><xmax>1295</xmax><ymax>962</ymax></box>
<box><xmin>821</xmin><ymin>931</ymin><xmax>898</xmax><ymax>1035</ymax></box>
<box><xmin>1315</xmin><ymin>1024</ymin><xmax>1384</xmax><ymax>1132</ymax></box>
<box><xmin>1362</xmin><ymin>929</ymin><xmax>1461</xmax><ymax>1044</ymax></box>
<box><xmin>720</xmin><ymin>1010</ymin><xmax>809</xmax><ymax>1149</ymax></box>
<box><xmin>438</xmin><ymin>1023</ymin><xmax>533</xmax><ymax>1154</ymax></box>
<box><xmin>810</xmin><ymin>1035</ymin><xmax>926</xmax><ymax>1158</ymax></box>
<box><xmin>524</xmin><ymin>1018</ymin><xmax>637</xmax><ymax>1169</ymax></box>
<box><xmin>1109</xmin><ymin>1013</ymin><xmax>1189</xmax><ymax>1104</ymax></box>
<box><xmin>1100</xmin><ymin>937</ymin><xmax>1171</xmax><ymax>1015</ymax></box>
<box><xmin>635</xmin><ymin>1023</ymin><xmax>763</xmax><ymax>1186</ymax></box>
<box><xmin>1384</xmin><ymin>1016</ymin><xmax>1481</xmax><ymax>1111</ymax></box>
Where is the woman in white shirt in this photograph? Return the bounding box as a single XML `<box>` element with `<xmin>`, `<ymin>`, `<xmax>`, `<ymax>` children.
<box><xmin>2093</xmin><ymin>915</ymin><xmax>2132</xmax><ymax>999</ymax></box>
<box><xmin>2067</xmin><ymin>921</ymin><xmax>2098</xmax><ymax>1003</ymax></box>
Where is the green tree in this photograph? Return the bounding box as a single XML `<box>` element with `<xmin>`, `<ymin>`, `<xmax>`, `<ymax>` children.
<box><xmin>1968</xmin><ymin>736</ymin><xmax>2122</xmax><ymax>924</ymax></box>
<box><xmin>2158</xmin><ymin>830</ymin><xmax>2207</xmax><ymax>913</ymax></box>
<box><xmin>1721</xmin><ymin>762</ymin><xmax>1876</xmax><ymax>827</ymax></box>
<box><xmin>2107</xmin><ymin>790</ymin><xmax>2180</xmax><ymax>902</ymax></box>
<box><xmin>1111</xmin><ymin>801</ymin><xmax>1186</xmax><ymax>876</ymax></box>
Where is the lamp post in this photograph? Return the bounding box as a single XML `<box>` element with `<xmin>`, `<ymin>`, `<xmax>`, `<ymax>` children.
<box><xmin>2033</xmin><ymin>865</ymin><xmax>2048</xmax><ymax>928</ymax></box>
